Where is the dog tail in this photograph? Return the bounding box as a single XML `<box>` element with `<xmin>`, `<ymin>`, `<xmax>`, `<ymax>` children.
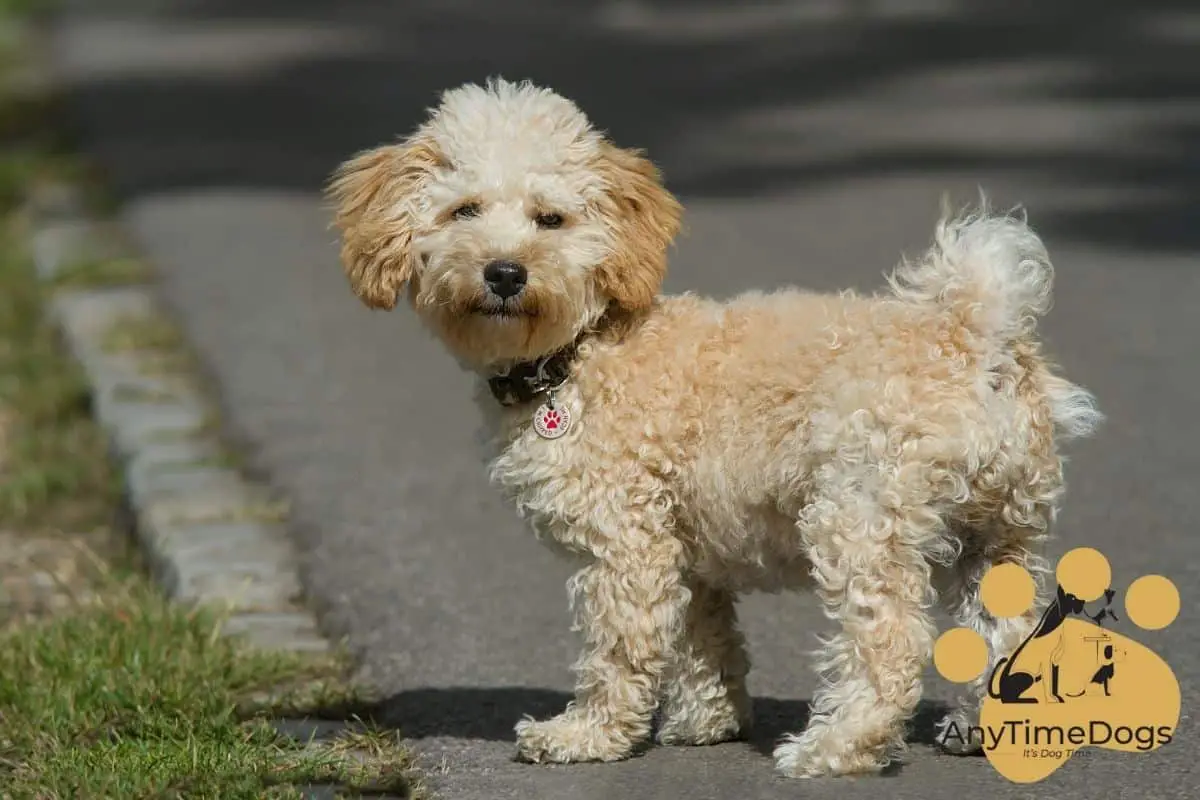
<box><xmin>886</xmin><ymin>200</ymin><xmax>1054</xmax><ymax>345</ymax></box>
<box><xmin>887</xmin><ymin>200</ymin><xmax>1102</xmax><ymax>440</ymax></box>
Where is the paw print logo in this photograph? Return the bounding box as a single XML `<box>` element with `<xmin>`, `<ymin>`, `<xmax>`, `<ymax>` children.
<box><xmin>533</xmin><ymin>402</ymin><xmax>572</xmax><ymax>440</ymax></box>
<box><xmin>934</xmin><ymin>547</ymin><xmax>1181</xmax><ymax>783</ymax></box>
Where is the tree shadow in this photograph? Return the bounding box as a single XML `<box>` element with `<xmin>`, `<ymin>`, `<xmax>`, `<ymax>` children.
<box><xmin>53</xmin><ymin>0</ymin><xmax>1200</xmax><ymax>255</ymax></box>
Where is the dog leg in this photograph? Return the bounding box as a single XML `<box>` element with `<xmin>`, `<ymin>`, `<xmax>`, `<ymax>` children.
<box><xmin>775</xmin><ymin>483</ymin><xmax>943</xmax><ymax>778</ymax></box>
<box><xmin>657</xmin><ymin>581</ymin><xmax>752</xmax><ymax>746</ymax></box>
<box><xmin>936</xmin><ymin>535</ymin><xmax>1047</xmax><ymax>753</ymax></box>
<box><xmin>515</xmin><ymin>539</ymin><xmax>688</xmax><ymax>763</ymax></box>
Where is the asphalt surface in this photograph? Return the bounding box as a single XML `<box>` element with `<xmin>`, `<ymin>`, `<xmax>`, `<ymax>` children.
<box><xmin>50</xmin><ymin>1</ymin><xmax>1198</xmax><ymax>797</ymax></box>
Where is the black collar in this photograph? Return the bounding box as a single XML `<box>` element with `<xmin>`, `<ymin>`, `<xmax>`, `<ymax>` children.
<box><xmin>487</xmin><ymin>346</ymin><xmax>576</xmax><ymax>407</ymax></box>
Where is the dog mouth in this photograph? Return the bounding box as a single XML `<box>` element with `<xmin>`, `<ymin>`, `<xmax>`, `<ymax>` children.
<box><xmin>469</xmin><ymin>301</ymin><xmax>535</xmax><ymax>320</ymax></box>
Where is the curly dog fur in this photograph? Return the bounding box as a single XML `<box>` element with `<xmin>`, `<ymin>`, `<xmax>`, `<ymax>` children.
<box><xmin>327</xmin><ymin>78</ymin><xmax>1101</xmax><ymax>777</ymax></box>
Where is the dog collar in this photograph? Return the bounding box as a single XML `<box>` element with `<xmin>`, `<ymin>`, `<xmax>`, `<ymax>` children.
<box><xmin>487</xmin><ymin>346</ymin><xmax>575</xmax><ymax>407</ymax></box>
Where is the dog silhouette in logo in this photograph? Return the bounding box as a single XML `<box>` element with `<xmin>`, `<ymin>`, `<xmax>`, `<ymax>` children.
<box><xmin>988</xmin><ymin>585</ymin><xmax>1120</xmax><ymax>704</ymax></box>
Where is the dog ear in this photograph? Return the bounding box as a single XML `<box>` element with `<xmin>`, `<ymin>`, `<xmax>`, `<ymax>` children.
<box><xmin>327</xmin><ymin>137</ymin><xmax>444</xmax><ymax>309</ymax></box>
<box><xmin>593</xmin><ymin>143</ymin><xmax>682</xmax><ymax>311</ymax></box>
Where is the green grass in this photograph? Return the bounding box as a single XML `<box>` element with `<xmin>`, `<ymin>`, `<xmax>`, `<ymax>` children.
<box><xmin>0</xmin><ymin>115</ymin><xmax>117</xmax><ymax>529</ymax></box>
<box><xmin>50</xmin><ymin>256</ymin><xmax>153</xmax><ymax>289</ymax></box>
<box><xmin>109</xmin><ymin>381</ymin><xmax>185</xmax><ymax>404</ymax></box>
<box><xmin>100</xmin><ymin>314</ymin><xmax>186</xmax><ymax>355</ymax></box>
<box><xmin>0</xmin><ymin>583</ymin><xmax>419</xmax><ymax>799</ymax></box>
<box><xmin>0</xmin><ymin>0</ymin><xmax>49</xmax><ymax>16</ymax></box>
<box><xmin>97</xmin><ymin>313</ymin><xmax>201</xmax><ymax>380</ymax></box>
<box><xmin>0</xmin><ymin>148</ymin><xmax>42</xmax><ymax>208</ymax></box>
<box><xmin>0</xmin><ymin>221</ymin><xmax>120</xmax><ymax>529</ymax></box>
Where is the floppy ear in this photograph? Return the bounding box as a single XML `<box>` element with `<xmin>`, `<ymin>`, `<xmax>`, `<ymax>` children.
<box><xmin>326</xmin><ymin>137</ymin><xmax>443</xmax><ymax>309</ymax></box>
<box><xmin>593</xmin><ymin>143</ymin><xmax>682</xmax><ymax>311</ymax></box>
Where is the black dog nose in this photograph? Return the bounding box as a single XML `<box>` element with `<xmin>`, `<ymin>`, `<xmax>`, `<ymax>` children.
<box><xmin>483</xmin><ymin>260</ymin><xmax>527</xmax><ymax>299</ymax></box>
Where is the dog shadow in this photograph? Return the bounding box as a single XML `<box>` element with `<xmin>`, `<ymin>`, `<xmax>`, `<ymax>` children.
<box><xmin>747</xmin><ymin>697</ymin><xmax>956</xmax><ymax>761</ymax></box>
<box><xmin>333</xmin><ymin>687</ymin><xmax>955</xmax><ymax>766</ymax></box>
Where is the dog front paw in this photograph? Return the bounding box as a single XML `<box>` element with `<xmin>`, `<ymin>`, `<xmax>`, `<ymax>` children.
<box><xmin>515</xmin><ymin>712</ymin><xmax>635</xmax><ymax>764</ymax></box>
<box><xmin>774</xmin><ymin>719</ymin><xmax>898</xmax><ymax>778</ymax></box>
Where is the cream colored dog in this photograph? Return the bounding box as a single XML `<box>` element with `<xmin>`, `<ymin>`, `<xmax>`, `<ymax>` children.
<box><xmin>327</xmin><ymin>78</ymin><xmax>1100</xmax><ymax>777</ymax></box>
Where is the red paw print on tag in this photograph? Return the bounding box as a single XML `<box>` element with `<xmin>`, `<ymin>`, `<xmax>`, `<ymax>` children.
<box><xmin>533</xmin><ymin>402</ymin><xmax>571</xmax><ymax>439</ymax></box>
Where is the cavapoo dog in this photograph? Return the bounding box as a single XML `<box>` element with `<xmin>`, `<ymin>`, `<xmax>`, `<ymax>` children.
<box><xmin>327</xmin><ymin>78</ymin><xmax>1100</xmax><ymax>777</ymax></box>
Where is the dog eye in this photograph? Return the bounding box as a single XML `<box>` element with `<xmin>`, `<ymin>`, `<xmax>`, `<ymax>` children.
<box><xmin>535</xmin><ymin>212</ymin><xmax>564</xmax><ymax>230</ymax></box>
<box><xmin>452</xmin><ymin>202</ymin><xmax>481</xmax><ymax>220</ymax></box>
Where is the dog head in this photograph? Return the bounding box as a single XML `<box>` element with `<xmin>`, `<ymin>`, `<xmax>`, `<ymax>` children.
<box><xmin>327</xmin><ymin>78</ymin><xmax>682</xmax><ymax>367</ymax></box>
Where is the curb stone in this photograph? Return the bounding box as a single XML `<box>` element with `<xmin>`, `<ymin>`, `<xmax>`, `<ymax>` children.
<box><xmin>23</xmin><ymin>218</ymin><xmax>412</xmax><ymax>795</ymax></box>
<box><xmin>32</xmin><ymin>219</ymin><xmax>134</xmax><ymax>280</ymax></box>
<box><xmin>25</xmin><ymin>203</ymin><xmax>334</xmax><ymax>652</ymax></box>
<box><xmin>4</xmin><ymin>23</ymin><xmax>331</xmax><ymax>652</ymax></box>
<box><xmin>2</xmin><ymin>29</ymin><xmax>337</xmax><ymax>654</ymax></box>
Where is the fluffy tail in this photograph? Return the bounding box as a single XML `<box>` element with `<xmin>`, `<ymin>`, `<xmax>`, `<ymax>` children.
<box><xmin>888</xmin><ymin>202</ymin><xmax>1102</xmax><ymax>440</ymax></box>
<box><xmin>887</xmin><ymin>203</ymin><xmax>1053</xmax><ymax>344</ymax></box>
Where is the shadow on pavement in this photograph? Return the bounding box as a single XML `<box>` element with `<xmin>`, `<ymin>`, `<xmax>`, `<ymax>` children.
<box><xmin>358</xmin><ymin>687</ymin><xmax>953</xmax><ymax>758</ymax></box>
<box><xmin>58</xmin><ymin>0</ymin><xmax>1200</xmax><ymax>255</ymax></box>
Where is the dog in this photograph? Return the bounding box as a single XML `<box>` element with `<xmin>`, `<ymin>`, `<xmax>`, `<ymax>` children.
<box><xmin>327</xmin><ymin>78</ymin><xmax>1101</xmax><ymax>777</ymax></box>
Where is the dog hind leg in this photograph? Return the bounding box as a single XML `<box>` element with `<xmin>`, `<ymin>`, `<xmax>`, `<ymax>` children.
<box><xmin>935</xmin><ymin>531</ymin><xmax>1048</xmax><ymax>752</ymax></box>
<box><xmin>775</xmin><ymin>468</ymin><xmax>946</xmax><ymax>777</ymax></box>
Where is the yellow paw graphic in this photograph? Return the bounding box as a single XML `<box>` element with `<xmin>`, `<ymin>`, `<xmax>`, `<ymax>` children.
<box><xmin>934</xmin><ymin>547</ymin><xmax>1181</xmax><ymax>783</ymax></box>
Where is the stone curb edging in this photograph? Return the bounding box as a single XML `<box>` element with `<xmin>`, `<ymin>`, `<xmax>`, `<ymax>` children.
<box><xmin>22</xmin><ymin>182</ymin><xmax>334</xmax><ymax>654</ymax></box>
<box><xmin>2</xmin><ymin>13</ymin><xmax>335</xmax><ymax>656</ymax></box>
<box><xmin>4</xmin><ymin>19</ymin><xmax>417</xmax><ymax>800</ymax></box>
<box><xmin>1</xmin><ymin>17</ymin><xmax>332</xmax><ymax>655</ymax></box>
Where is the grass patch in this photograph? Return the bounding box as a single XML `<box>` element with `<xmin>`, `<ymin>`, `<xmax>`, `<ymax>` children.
<box><xmin>127</xmin><ymin>349</ymin><xmax>198</xmax><ymax>377</ymax></box>
<box><xmin>100</xmin><ymin>314</ymin><xmax>185</xmax><ymax>354</ymax></box>
<box><xmin>50</xmin><ymin>256</ymin><xmax>152</xmax><ymax>288</ymax></box>
<box><xmin>0</xmin><ymin>0</ymin><xmax>50</xmax><ymax>17</ymax></box>
<box><xmin>97</xmin><ymin>313</ymin><xmax>199</xmax><ymax>379</ymax></box>
<box><xmin>155</xmin><ymin>452</ymin><xmax>243</xmax><ymax>473</ymax></box>
<box><xmin>0</xmin><ymin>147</ymin><xmax>43</xmax><ymax>208</ymax></box>
<box><xmin>109</xmin><ymin>381</ymin><xmax>184</xmax><ymax>405</ymax></box>
<box><xmin>0</xmin><ymin>221</ymin><xmax>120</xmax><ymax>529</ymax></box>
<box><xmin>0</xmin><ymin>584</ymin><xmax>419</xmax><ymax>798</ymax></box>
<box><xmin>158</xmin><ymin>497</ymin><xmax>291</xmax><ymax>527</ymax></box>
<box><xmin>142</xmin><ymin>420</ymin><xmax>224</xmax><ymax>444</ymax></box>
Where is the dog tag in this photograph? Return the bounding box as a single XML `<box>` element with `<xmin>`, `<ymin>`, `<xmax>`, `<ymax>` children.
<box><xmin>533</xmin><ymin>399</ymin><xmax>572</xmax><ymax>439</ymax></box>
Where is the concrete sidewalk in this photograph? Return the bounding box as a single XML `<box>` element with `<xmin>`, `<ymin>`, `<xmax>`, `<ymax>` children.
<box><xmin>52</xmin><ymin>1</ymin><xmax>1198</xmax><ymax>797</ymax></box>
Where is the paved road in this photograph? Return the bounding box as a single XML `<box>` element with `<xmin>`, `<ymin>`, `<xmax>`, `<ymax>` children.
<box><xmin>52</xmin><ymin>1</ymin><xmax>1198</xmax><ymax>797</ymax></box>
